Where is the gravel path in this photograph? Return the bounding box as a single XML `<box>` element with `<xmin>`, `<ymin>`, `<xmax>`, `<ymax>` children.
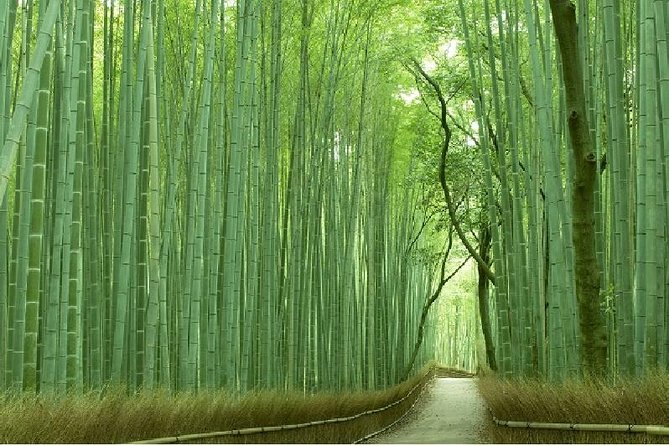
<box><xmin>365</xmin><ymin>378</ymin><xmax>490</xmax><ymax>444</ymax></box>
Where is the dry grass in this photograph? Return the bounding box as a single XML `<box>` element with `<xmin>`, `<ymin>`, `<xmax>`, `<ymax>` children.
<box><xmin>0</xmin><ymin>364</ymin><xmax>440</xmax><ymax>444</ymax></box>
<box><xmin>477</xmin><ymin>369</ymin><xmax>669</xmax><ymax>444</ymax></box>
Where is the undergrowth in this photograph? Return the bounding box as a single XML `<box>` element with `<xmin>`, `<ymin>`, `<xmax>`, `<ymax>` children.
<box><xmin>477</xmin><ymin>369</ymin><xmax>669</xmax><ymax>444</ymax></box>
<box><xmin>0</xmin><ymin>363</ymin><xmax>440</xmax><ymax>444</ymax></box>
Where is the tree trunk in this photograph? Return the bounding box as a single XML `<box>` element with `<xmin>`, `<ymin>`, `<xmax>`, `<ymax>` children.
<box><xmin>411</xmin><ymin>60</ymin><xmax>497</xmax><ymax>286</ymax></box>
<box><xmin>401</xmin><ymin>255</ymin><xmax>470</xmax><ymax>382</ymax></box>
<box><xmin>477</xmin><ymin>222</ymin><xmax>497</xmax><ymax>371</ymax></box>
<box><xmin>548</xmin><ymin>0</ymin><xmax>607</xmax><ymax>375</ymax></box>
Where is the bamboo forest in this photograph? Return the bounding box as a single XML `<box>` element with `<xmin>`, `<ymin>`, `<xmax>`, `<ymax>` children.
<box><xmin>1</xmin><ymin>0</ymin><xmax>669</xmax><ymax>433</ymax></box>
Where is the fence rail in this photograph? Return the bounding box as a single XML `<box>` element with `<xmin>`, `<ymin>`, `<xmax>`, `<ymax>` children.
<box><xmin>132</xmin><ymin>368</ymin><xmax>441</xmax><ymax>444</ymax></box>
<box><xmin>491</xmin><ymin>415</ymin><xmax>669</xmax><ymax>436</ymax></box>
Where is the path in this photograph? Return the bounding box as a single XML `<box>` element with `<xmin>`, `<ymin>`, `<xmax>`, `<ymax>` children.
<box><xmin>365</xmin><ymin>378</ymin><xmax>490</xmax><ymax>444</ymax></box>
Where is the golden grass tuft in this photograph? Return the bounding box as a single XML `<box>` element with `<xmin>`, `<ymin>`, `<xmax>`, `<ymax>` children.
<box><xmin>477</xmin><ymin>369</ymin><xmax>669</xmax><ymax>444</ymax></box>
<box><xmin>0</xmin><ymin>363</ymin><xmax>439</xmax><ymax>443</ymax></box>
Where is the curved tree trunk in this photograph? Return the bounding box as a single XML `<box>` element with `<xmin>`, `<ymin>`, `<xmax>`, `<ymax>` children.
<box><xmin>411</xmin><ymin>60</ymin><xmax>497</xmax><ymax>286</ymax></box>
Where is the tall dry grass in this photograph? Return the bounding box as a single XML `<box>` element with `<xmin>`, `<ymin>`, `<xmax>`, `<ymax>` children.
<box><xmin>0</xmin><ymin>364</ymin><xmax>439</xmax><ymax>443</ymax></box>
<box><xmin>477</xmin><ymin>369</ymin><xmax>669</xmax><ymax>444</ymax></box>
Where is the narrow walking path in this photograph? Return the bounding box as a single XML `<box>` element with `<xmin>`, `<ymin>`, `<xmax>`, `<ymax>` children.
<box><xmin>365</xmin><ymin>378</ymin><xmax>490</xmax><ymax>444</ymax></box>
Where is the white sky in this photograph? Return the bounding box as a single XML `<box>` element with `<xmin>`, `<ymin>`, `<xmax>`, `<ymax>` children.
<box><xmin>467</xmin><ymin>121</ymin><xmax>479</xmax><ymax>146</ymax></box>
<box><xmin>422</xmin><ymin>56</ymin><xmax>437</xmax><ymax>73</ymax></box>
<box><xmin>397</xmin><ymin>89</ymin><xmax>420</xmax><ymax>105</ymax></box>
<box><xmin>440</xmin><ymin>40</ymin><xmax>459</xmax><ymax>59</ymax></box>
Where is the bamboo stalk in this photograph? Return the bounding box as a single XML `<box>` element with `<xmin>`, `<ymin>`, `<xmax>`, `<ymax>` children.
<box><xmin>492</xmin><ymin>415</ymin><xmax>669</xmax><ymax>436</ymax></box>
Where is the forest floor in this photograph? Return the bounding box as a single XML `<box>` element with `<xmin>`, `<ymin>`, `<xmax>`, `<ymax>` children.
<box><xmin>364</xmin><ymin>377</ymin><xmax>490</xmax><ymax>444</ymax></box>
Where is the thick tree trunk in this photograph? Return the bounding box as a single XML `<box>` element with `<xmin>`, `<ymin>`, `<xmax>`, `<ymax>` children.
<box><xmin>548</xmin><ymin>0</ymin><xmax>607</xmax><ymax>375</ymax></box>
<box><xmin>477</xmin><ymin>223</ymin><xmax>497</xmax><ymax>371</ymax></box>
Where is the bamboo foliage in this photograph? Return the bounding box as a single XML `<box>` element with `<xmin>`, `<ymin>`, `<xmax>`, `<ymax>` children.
<box><xmin>0</xmin><ymin>0</ymin><xmax>441</xmax><ymax>395</ymax></box>
<box><xmin>2</xmin><ymin>0</ymin><xmax>667</xmax><ymax>397</ymax></box>
<box><xmin>446</xmin><ymin>0</ymin><xmax>669</xmax><ymax>378</ymax></box>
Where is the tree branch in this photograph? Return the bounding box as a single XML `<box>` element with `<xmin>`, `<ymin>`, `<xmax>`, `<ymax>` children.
<box><xmin>401</xmin><ymin>252</ymin><xmax>472</xmax><ymax>381</ymax></box>
<box><xmin>411</xmin><ymin>59</ymin><xmax>497</xmax><ymax>286</ymax></box>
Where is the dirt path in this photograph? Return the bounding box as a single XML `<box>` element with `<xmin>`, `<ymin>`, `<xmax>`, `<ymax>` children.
<box><xmin>364</xmin><ymin>378</ymin><xmax>490</xmax><ymax>444</ymax></box>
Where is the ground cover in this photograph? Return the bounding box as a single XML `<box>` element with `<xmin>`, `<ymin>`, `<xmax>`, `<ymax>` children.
<box><xmin>477</xmin><ymin>370</ymin><xmax>669</xmax><ymax>443</ymax></box>
<box><xmin>0</xmin><ymin>364</ymin><xmax>441</xmax><ymax>443</ymax></box>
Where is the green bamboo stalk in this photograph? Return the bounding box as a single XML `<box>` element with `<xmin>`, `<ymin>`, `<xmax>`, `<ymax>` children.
<box><xmin>12</xmin><ymin>0</ymin><xmax>38</xmax><ymax>390</ymax></box>
<box><xmin>602</xmin><ymin>0</ymin><xmax>634</xmax><ymax>375</ymax></box>
<box><xmin>142</xmin><ymin>14</ymin><xmax>162</xmax><ymax>389</ymax></box>
<box><xmin>112</xmin><ymin>0</ymin><xmax>150</xmax><ymax>384</ymax></box>
<box><xmin>0</xmin><ymin>194</ymin><xmax>7</xmax><ymax>390</ymax></box>
<box><xmin>257</xmin><ymin>0</ymin><xmax>281</xmax><ymax>390</ymax></box>
<box><xmin>241</xmin><ymin>0</ymin><xmax>260</xmax><ymax>390</ymax></box>
<box><xmin>0</xmin><ymin>0</ymin><xmax>60</xmax><ymax>203</ymax></box>
<box><xmin>652</xmin><ymin>0</ymin><xmax>669</xmax><ymax>368</ymax></box>
<box><xmin>456</xmin><ymin>0</ymin><xmax>512</xmax><ymax>375</ymax></box>
<box><xmin>222</xmin><ymin>0</ymin><xmax>252</xmax><ymax>391</ymax></box>
<box><xmin>98</xmin><ymin>0</ymin><xmax>114</xmax><ymax>384</ymax></box>
<box><xmin>634</xmin><ymin>0</ymin><xmax>657</xmax><ymax>374</ymax></box>
<box><xmin>22</xmin><ymin>3</ymin><xmax>54</xmax><ymax>391</ymax></box>
<box><xmin>0</xmin><ymin>0</ymin><xmax>15</xmax><ymax>388</ymax></box>
<box><xmin>42</xmin><ymin>15</ymin><xmax>66</xmax><ymax>393</ymax></box>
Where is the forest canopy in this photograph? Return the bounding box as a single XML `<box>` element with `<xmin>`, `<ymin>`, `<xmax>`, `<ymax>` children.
<box><xmin>0</xmin><ymin>0</ymin><xmax>667</xmax><ymax>395</ymax></box>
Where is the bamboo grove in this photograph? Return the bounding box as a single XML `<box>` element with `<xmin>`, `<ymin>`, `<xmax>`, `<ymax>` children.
<box><xmin>0</xmin><ymin>0</ymin><xmax>447</xmax><ymax>394</ymax></box>
<box><xmin>439</xmin><ymin>0</ymin><xmax>669</xmax><ymax>379</ymax></box>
